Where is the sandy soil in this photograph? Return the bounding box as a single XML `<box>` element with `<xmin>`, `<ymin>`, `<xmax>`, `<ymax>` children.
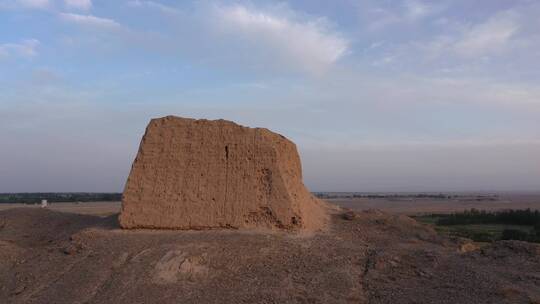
<box><xmin>2</xmin><ymin>192</ymin><xmax>539</xmax><ymax>218</ymax></box>
<box><xmin>0</xmin><ymin>202</ymin><xmax>121</xmax><ymax>216</ymax></box>
<box><xmin>331</xmin><ymin>193</ymin><xmax>540</xmax><ymax>215</ymax></box>
<box><xmin>1</xmin><ymin>206</ymin><xmax>539</xmax><ymax>304</ymax></box>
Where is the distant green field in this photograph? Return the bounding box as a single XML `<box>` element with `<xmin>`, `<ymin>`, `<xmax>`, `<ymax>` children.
<box><xmin>415</xmin><ymin>216</ymin><xmax>532</xmax><ymax>242</ymax></box>
<box><xmin>413</xmin><ymin>209</ymin><xmax>540</xmax><ymax>243</ymax></box>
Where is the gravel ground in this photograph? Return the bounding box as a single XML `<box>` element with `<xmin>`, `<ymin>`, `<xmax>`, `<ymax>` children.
<box><xmin>1</xmin><ymin>207</ymin><xmax>539</xmax><ymax>304</ymax></box>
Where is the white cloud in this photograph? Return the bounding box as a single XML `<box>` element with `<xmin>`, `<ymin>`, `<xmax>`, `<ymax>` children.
<box><xmin>404</xmin><ymin>0</ymin><xmax>433</xmax><ymax>21</ymax></box>
<box><xmin>212</xmin><ymin>4</ymin><xmax>348</xmax><ymax>74</ymax></box>
<box><xmin>366</xmin><ymin>8</ymin><xmax>401</xmax><ymax>30</ymax></box>
<box><xmin>453</xmin><ymin>11</ymin><xmax>519</xmax><ymax>57</ymax></box>
<box><xmin>414</xmin><ymin>10</ymin><xmax>521</xmax><ymax>60</ymax></box>
<box><xmin>64</xmin><ymin>0</ymin><xmax>91</xmax><ymax>10</ymax></box>
<box><xmin>364</xmin><ymin>0</ymin><xmax>442</xmax><ymax>30</ymax></box>
<box><xmin>16</xmin><ymin>0</ymin><xmax>49</xmax><ymax>9</ymax></box>
<box><xmin>59</xmin><ymin>12</ymin><xmax>123</xmax><ymax>30</ymax></box>
<box><xmin>0</xmin><ymin>39</ymin><xmax>39</xmax><ymax>58</ymax></box>
<box><xmin>127</xmin><ymin>0</ymin><xmax>179</xmax><ymax>15</ymax></box>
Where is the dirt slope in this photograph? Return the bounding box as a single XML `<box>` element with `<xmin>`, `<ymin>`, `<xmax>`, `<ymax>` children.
<box><xmin>120</xmin><ymin>116</ymin><xmax>327</xmax><ymax>230</ymax></box>
<box><xmin>1</xmin><ymin>208</ymin><xmax>540</xmax><ymax>304</ymax></box>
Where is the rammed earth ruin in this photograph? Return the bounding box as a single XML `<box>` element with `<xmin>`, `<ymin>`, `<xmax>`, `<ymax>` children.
<box><xmin>119</xmin><ymin>116</ymin><xmax>328</xmax><ymax>230</ymax></box>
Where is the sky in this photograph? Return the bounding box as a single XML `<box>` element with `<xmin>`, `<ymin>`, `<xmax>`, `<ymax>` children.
<box><xmin>1</xmin><ymin>0</ymin><xmax>539</xmax><ymax>193</ymax></box>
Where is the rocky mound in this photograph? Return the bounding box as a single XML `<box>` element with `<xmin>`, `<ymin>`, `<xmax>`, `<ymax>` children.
<box><xmin>119</xmin><ymin>116</ymin><xmax>328</xmax><ymax>230</ymax></box>
<box><xmin>2</xmin><ymin>208</ymin><xmax>540</xmax><ymax>304</ymax></box>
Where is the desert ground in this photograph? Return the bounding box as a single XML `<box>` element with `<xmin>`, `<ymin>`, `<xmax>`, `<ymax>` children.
<box><xmin>1</xmin><ymin>198</ymin><xmax>540</xmax><ymax>304</ymax></box>
<box><xmin>0</xmin><ymin>202</ymin><xmax>122</xmax><ymax>216</ymax></box>
<box><xmin>2</xmin><ymin>192</ymin><xmax>539</xmax><ymax>217</ymax></box>
<box><xmin>330</xmin><ymin>193</ymin><xmax>540</xmax><ymax>215</ymax></box>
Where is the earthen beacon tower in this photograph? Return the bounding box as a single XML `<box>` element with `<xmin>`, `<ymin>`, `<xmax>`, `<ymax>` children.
<box><xmin>119</xmin><ymin>116</ymin><xmax>327</xmax><ymax>230</ymax></box>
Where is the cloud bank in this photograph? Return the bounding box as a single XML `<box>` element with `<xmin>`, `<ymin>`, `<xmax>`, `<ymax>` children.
<box><xmin>59</xmin><ymin>12</ymin><xmax>122</xmax><ymax>30</ymax></box>
<box><xmin>1</xmin><ymin>0</ymin><xmax>539</xmax><ymax>192</ymax></box>
<box><xmin>64</xmin><ymin>0</ymin><xmax>91</xmax><ymax>10</ymax></box>
<box><xmin>211</xmin><ymin>4</ymin><xmax>348</xmax><ymax>74</ymax></box>
<box><xmin>0</xmin><ymin>39</ymin><xmax>39</xmax><ymax>58</ymax></box>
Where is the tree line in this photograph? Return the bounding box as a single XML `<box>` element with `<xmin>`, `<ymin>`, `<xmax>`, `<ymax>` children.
<box><xmin>0</xmin><ymin>193</ymin><xmax>122</xmax><ymax>204</ymax></box>
<box><xmin>434</xmin><ymin>209</ymin><xmax>540</xmax><ymax>243</ymax></box>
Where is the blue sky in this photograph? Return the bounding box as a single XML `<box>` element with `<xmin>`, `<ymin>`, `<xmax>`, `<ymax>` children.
<box><xmin>1</xmin><ymin>0</ymin><xmax>539</xmax><ymax>192</ymax></box>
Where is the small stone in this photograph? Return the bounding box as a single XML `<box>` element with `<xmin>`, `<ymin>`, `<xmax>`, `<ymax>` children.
<box><xmin>342</xmin><ymin>211</ymin><xmax>357</xmax><ymax>221</ymax></box>
<box><xmin>62</xmin><ymin>244</ymin><xmax>80</xmax><ymax>255</ymax></box>
<box><xmin>11</xmin><ymin>285</ymin><xmax>25</xmax><ymax>296</ymax></box>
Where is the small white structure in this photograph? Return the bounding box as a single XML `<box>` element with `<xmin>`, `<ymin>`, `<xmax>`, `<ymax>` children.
<box><xmin>41</xmin><ymin>199</ymin><xmax>48</xmax><ymax>208</ymax></box>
